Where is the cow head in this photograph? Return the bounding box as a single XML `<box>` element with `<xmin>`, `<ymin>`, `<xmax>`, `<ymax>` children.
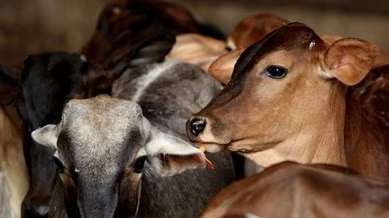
<box><xmin>187</xmin><ymin>23</ymin><xmax>377</xmax><ymax>160</ymax></box>
<box><xmin>32</xmin><ymin>95</ymin><xmax>207</xmax><ymax>217</ymax></box>
<box><xmin>82</xmin><ymin>0</ymin><xmax>199</xmax><ymax>63</ymax></box>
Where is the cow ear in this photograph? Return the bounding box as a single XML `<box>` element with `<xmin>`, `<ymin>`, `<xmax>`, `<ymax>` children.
<box><xmin>145</xmin><ymin>127</ymin><xmax>207</xmax><ymax>177</ymax></box>
<box><xmin>167</xmin><ymin>33</ymin><xmax>227</xmax><ymax>72</ymax></box>
<box><xmin>209</xmin><ymin>48</ymin><xmax>244</xmax><ymax>85</ymax></box>
<box><xmin>228</xmin><ymin>13</ymin><xmax>288</xmax><ymax>50</ymax></box>
<box><xmin>31</xmin><ymin>124</ymin><xmax>60</xmax><ymax>150</ymax></box>
<box><xmin>321</xmin><ymin>38</ymin><xmax>378</xmax><ymax>86</ymax></box>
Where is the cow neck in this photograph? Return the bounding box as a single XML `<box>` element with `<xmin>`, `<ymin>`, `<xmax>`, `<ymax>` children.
<box><xmin>344</xmin><ymin>93</ymin><xmax>389</xmax><ymax>183</ymax></box>
<box><xmin>244</xmin><ymin>81</ymin><xmax>348</xmax><ymax>167</ymax></box>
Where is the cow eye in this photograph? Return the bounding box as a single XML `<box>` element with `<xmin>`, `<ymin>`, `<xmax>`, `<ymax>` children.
<box><xmin>133</xmin><ymin>156</ymin><xmax>148</xmax><ymax>173</ymax></box>
<box><xmin>54</xmin><ymin>157</ymin><xmax>65</xmax><ymax>174</ymax></box>
<box><xmin>264</xmin><ymin>65</ymin><xmax>288</xmax><ymax>79</ymax></box>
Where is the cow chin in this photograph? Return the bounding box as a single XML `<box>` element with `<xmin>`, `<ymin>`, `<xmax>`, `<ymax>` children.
<box><xmin>203</xmin><ymin>143</ymin><xmax>225</xmax><ymax>153</ymax></box>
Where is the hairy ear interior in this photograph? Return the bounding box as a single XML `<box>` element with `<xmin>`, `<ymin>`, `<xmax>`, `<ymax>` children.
<box><xmin>31</xmin><ymin>124</ymin><xmax>59</xmax><ymax>150</ymax></box>
<box><xmin>167</xmin><ymin>33</ymin><xmax>227</xmax><ymax>72</ymax></box>
<box><xmin>229</xmin><ymin>13</ymin><xmax>288</xmax><ymax>49</ymax></box>
<box><xmin>209</xmin><ymin>49</ymin><xmax>244</xmax><ymax>85</ymax></box>
<box><xmin>321</xmin><ymin>38</ymin><xmax>378</xmax><ymax>86</ymax></box>
<box><xmin>145</xmin><ymin>127</ymin><xmax>207</xmax><ymax>177</ymax></box>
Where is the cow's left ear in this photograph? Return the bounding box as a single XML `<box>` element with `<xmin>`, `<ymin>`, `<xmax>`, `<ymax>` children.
<box><xmin>209</xmin><ymin>48</ymin><xmax>245</xmax><ymax>85</ymax></box>
<box><xmin>321</xmin><ymin>38</ymin><xmax>378</xmax><ymax>86</ymax></box>
<box><xmin>145</xmin><ymin>127</ymin><xmax>207</xmax><ymax>177</ymax></box>
<box><xmin>31</xmin><ymin>124</ymin><xmax>60</xmax><ymax>150</ymax></box>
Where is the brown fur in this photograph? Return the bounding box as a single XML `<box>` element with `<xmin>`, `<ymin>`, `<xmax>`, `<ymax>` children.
<box><xmin>202</xmin><ymin>162</ymin><xmax>389</xmax><ymax>218</ymax></box>
<box><xmin>187</xmin><ymin>22</ymin><xmax>389</xmax><ymax>183</ymax></box>
<box><xmin>0</xmin><ymin>105</ymin><xmax>29</xmax><ymax>218</ymax></box>
<box><xmin>82</xmin><ymin>0</ymin><xmax>200</xmax><ymax>63</ymax></box>
<box><xmin>228</xmin><ymin>13</ymin><xmax>288</xmax><ymax>50</ymax></box>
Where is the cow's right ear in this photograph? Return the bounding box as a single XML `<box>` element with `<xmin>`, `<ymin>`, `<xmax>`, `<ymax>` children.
<box><xmin>31</xmin><ymin>124</ymin><xmax>60</xmax><ymax>150</ymax></box>
<box><xmin>208</xmin><ymin>48</ymin><xmax>244</xmax><ymax>85</ymax></box>
<box><xmin>321</xmin><ymin>38</ymin><xmax>378</xmax><ymax>86</ymax></box>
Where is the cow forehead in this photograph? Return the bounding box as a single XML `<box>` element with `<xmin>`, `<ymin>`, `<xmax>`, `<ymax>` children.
<box><xmin>58</xmin><ymin>96</ymin><xmax>146</xmax><ymax>178</ymax></box>
<box><xmin>231</xmin><ymin>22</ymin><xmax>323</xmax><ymax>81</ymax></box>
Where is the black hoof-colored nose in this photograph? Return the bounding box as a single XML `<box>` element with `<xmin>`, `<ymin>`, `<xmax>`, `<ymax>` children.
<box><xmin>189</xmin><ymin>117</ymin><xmax>206</xmax><ymax>136</ymax></box>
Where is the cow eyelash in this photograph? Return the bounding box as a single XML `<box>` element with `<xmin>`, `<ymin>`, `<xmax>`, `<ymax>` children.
<box><xmin>263</xmin><ymin>65</ymin><xmax>288</xmax><ymax>79</ymax></box>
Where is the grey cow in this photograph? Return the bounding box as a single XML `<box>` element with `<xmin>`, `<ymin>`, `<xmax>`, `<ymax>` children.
<box><xmin>32</xmin><ymin>59</ymin><xmax>236</xmax><ymax>218</ymax></box>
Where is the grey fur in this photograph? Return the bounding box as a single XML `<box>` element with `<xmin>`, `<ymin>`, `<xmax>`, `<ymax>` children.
<box><xmin>113</xmin><ymin>60</ymin><xmax>235</xmax><ymax>218</ymax></box>
<box><xmin>45</xmin><ymin>60</ymin><xmax>235</xmax><ymax>218</ymax></box>
<box><xmin>0</xmin><ymin>171</ymin><xmax>12</xmax><ymax>218</ymax></box>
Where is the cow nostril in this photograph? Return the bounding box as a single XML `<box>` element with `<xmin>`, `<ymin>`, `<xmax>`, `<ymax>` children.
<box><xmin>190</xmin><ymin>118</ymin><xmax>206</xmax><ymax>136</ymax></box>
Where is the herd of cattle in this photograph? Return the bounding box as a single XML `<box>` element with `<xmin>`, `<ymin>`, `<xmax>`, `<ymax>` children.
<box><xmin>0</xmin><ymin>0</ymin><xmax>388</xmax><ymax>217</ymax></box>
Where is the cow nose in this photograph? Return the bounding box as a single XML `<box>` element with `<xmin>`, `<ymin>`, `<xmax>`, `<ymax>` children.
<box><xmin>188</xmin><ymin>117</ymin><xmax>207</xmax><ymax>136</ymax></box>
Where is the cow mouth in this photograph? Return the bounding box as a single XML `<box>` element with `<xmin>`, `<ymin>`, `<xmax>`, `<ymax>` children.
<box><xmin>197</xmin><ymin>142</ymin><xmax>225</xmax><ymax>153</ymax></box>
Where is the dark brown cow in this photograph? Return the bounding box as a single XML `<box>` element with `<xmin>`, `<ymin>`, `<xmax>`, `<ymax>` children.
<box><xmin>82</xmin><ymin>0</ymin><xmax>201</xmax><ymax>63</ymax></box>
<box><xmin>202</xmin><ymin>161</ymin><xmax>389</xmax><ymax>218</ymax></box>
<box><xmin>187</xmin><ymin>22</ymin><xmax>389</xmax><ymax>183</ymax></box>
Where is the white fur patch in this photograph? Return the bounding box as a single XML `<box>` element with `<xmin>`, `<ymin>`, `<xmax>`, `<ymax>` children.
<box><xmin>131</xmin><ymin>60</ymin><xmax>178</xmax><ymax>102</ymax></box>
<box><xmin>226</xmin><ymin>37</ymin><xmax>237</xmax><ymax>50</ymax></box>
<box><xmin>309</xmin><ymin>40</ymin><xmax>316</xmax><ymax>50</ymax></box>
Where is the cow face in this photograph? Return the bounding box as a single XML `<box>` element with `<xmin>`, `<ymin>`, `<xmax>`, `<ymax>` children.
<box><xmin>187</xmin><ymin>23</ymin><xmax>377</xmax><ymax>155</ymax></box>
<box><xmin>32</xmin><ymin>95</ymin><xmax>207</xmax><ymax>217</ymax></box>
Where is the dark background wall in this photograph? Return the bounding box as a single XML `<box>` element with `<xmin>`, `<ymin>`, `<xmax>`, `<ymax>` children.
<box><xmin>0</xmin><ymin>0</ymin><xmax>388</xmax><ymax>67</ymax></box>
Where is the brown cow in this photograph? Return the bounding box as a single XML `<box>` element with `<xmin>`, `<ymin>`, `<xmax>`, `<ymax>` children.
<box><xmin>0</xmin><ymin>66</ymin><xmax>29</xmax><ymax>218</ymax></box>
<box><xmin>187</xmin><ymin>22</ymin><xmax>389</xmax><ymax>183</ymax></box>
<box><xmin>0</xmin><ymin>106</ymin><xmax>29</xmax><ymax>218</ymax></box>
<box><xmin>202</xmin><ymin>161</ymin><xmax>389</xmax><ymax>218</ymax></box>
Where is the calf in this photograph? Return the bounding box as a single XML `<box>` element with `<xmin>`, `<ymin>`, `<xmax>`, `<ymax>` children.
<box><xmin>0</xmin><ymin>66</ymin><xmax>29</xmax><ymax>218</ymax></box>
<box><xmin>21</xmin><ymin>53</ymin><xmax>90</xmax><ymax>216</ymax></box>
<box><xmin>33</xmin><ymin>96</ymin><xmax>234</xmax><ymax>218</ymax></box>
<box><xmin>31</xmin><ymin>37</ymin><xmax>235</xmax><ymax>217</ymax></box>
<box><xmin>202</xmin><ymin>161</ymin><xmax>389</xmax><ymax>218</ymax></box>
<box><xmin>20</xmin><ymin>32</ymin><xmax>179</xmax><ymax>217</ymax></box>
<box><xmin>187</xmin><ymin>22</ymin><xmax>389</xmax><ymax>183</ymax></box>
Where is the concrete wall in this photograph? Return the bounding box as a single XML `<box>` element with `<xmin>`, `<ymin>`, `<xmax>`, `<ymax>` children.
<box><xmin>0</xmin><ymin>0</ymin><xmax>388</xmax><ymax>66</ymax></box>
